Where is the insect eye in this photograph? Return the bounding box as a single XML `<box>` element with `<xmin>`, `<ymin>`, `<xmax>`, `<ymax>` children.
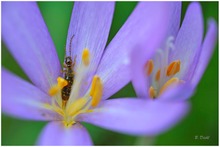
<box><xmin>65</xmin><ymin>57</ymin><xmax>72</xmax><ymax>64</ymax></box>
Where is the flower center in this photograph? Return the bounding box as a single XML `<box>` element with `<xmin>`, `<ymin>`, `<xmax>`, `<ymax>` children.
<box><xmin>144</xmin><ymin>36</ymin><xmax>184</xmax><ymax>98</ymax></box>
<box><xmin>45</xmin><ymin>49</ymin><xmax>103</xmax><ymax>127</ymax></box>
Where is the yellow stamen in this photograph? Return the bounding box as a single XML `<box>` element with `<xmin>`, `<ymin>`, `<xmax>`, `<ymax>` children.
<box><xmin>48</xmin><ymin>77</ymin><xmax>68</xmax><ymax>96</ymax></box>
<box><xmin>86</xmin><ymin>109</ymin><xmax>94</xmax><ymax>113</ymax></box>
<box><xmin>63</xmin><ymin>121</ymin><xmax>75</xmax><ymax>128</ymax></box>
<box><xmin>57</xmin><ymin>77</ymin><xmax>68</xmax><ymax>87</ymax></box>
<box><xmin>148</xmin><ymin>86</ymin><xmax>157</xmax><ymax>98</ymax></box>
<box><xmin>166</xmin><ymin>60</ymin><xmax>181</xmax><ymax>76</ymax></box>
<box><xmin>43</xmin><ymin>103</ymin><xmax>64</xmax><ymax>116</ymax></box>
<box><xmin>48</xmin><ymin>86</ymin><xmax>60</xmax><ymax>96</ymax></box>
<box><xmin>145</xmin><ymin>60</ymin><xmax>154</xmax><ymax>76</ymax></box>
<box><xmin>159</xmin><ymin>77</ymin><xmax>179</xmax><ymax>96</ymax></box>
<box><xmin>67</xmin><ymin>97</ymin><xmax>87</xmax><ymax>116</ymax></box>
<box><xmin>90</xmin><ymin>75</ymin><xmax>103</xmax><ymax>107</ymax></box>
<box><xmin>155</xmin><ymin>69</ymin><xmax>161</xmax><ymax>81</ymax></box>
<box><xmin>82</xmin><ymin>48</ymin><xmax>90</xmax><ymax>66</ymax></box>
<box><xmin>90</xmin><ymin>75</ymin><xmax>98</xmax><ymax>96</ymax></box>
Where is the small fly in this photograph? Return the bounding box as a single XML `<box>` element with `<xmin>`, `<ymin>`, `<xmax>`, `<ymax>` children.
<box><xmin>61</xmin><ymin>35</ymin><xmax>76</xmax><ymax>107</ymax></box>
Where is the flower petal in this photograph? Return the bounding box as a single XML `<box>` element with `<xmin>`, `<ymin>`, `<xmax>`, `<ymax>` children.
<box><xmin>169</xmin><ymin>2</ymin><xmax>204</xmax><ymax>81</ymax></box>
<box><xmin>191</xmin><ymin>19</ymin><xmax>217</xmax><ymax>87</ymax></box>
<box><xmin>2</xmin><ymin>68</ymin><xmax>58</xmax><ymax>121</ymax></box>
<box><xmin>159</xmin><ymin>83</ymin><xmax>195</xmax><ymax>101</ymax></box>
<box><xmin>78</xmin><ymin>98</ymin><xmax>189</xmax><ymax>136</ymax></box>
<box><xmin>37</xmin><ymin>122</ymin><xmax>92</xmax><ymax>145</ymax></box>
<box><xmin>66</xmin><ymin>2</ymin><xmax>114</xmax><ymax>95</ymax></box>
<box><xmin>96</xmin><ymin>2</ymin><xmax>171</xmax><ymax>99</ymax></box>
<box><xmin>165</xmin><ymin>2</ymin><xmax>182</xmax><ymax>37</ymax></box>
<box><xmin>129</xmin><ymin>2</ymin><xmax>181</xmax><ymax>98</ymax></box>
<box><xmin>2</xmin><ymin>2</ymin><xmax>61</xmax><ymax>92</ymax></box>
<box><xmin>131</xmin><ymin>46</ymin><xmax>149</xmax><ymax>98</ymax></box>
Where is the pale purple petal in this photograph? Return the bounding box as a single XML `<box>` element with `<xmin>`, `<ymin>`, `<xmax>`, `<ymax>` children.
<box><xmin>131</xmin><ymin>47</ymin><xmax>149</xmax><ymax>98</ymax></box>
<box><xmin>165</xmin><ymin>2</ymin><xmax>182</xmax><ymax>38</ymax></box>
<box><xmin>66</xmin><ymin>2</ymin><xmax>114</xmax><ymax>95</ymax></box>
<box><xmin>2</xmin><ymin>2</ymin><xmax>61</xmax><ymax>92</ymax></box>
<box><xmin>169</xmin><ymin>2</ymin><xmax>203</xmax><ymax>82</ymax></box>
<box><xmin>191</xmin><ymin>19</ymin><xmax>217</xmax><ymax>87</ymax></box>
<box><xmin>159</xmin><ymin>83</ymin><xmax>195</xmax><ymax>101</ymax></box>
<box><xmin>2</xmin><ymin>68</ymin><xmax>59</xmax><ymax>121</ymax></box>
<box><xmin>37</xmin><ymin>122</ymin><xmax>92</xmax><ymax>145</ymax></box>
<box><xmin>96</xmin><ymin>2</ymin><xmax>172</xmax><ymax>100</ymax></box>
<box><xmin>78</xmin><ymin>98</ymin><xmax>189</xmax><ymax>136</ymax></box>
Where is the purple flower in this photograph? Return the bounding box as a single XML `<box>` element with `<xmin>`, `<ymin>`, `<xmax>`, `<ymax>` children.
<box><xmin>2</xmin><ymin>2</ymin><xmax>190</xmax><ymax>145</ymax></box>
<box><xmin>131</xmin><ymin>2</ymin><xmax>217</xmax><ymax>101</ymax></box>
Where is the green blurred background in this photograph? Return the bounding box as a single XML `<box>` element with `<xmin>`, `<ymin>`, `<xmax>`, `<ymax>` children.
<box><xmin>1</xmin><ymin>1</ymin><xmax>218</xmax><ymax>145</ymax></box>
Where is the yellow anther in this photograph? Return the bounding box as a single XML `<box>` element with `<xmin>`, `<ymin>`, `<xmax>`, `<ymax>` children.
<box><xmin>48</xmin><ymin>86</ymin><xmax>60</xmax><ymax>96</ymax></box>
<box><xmin>67</xmin><ymin>97</ymin><xmax>87</xmax><ymax>116</ymax></box>
<box><xmin>90</xmin><ymin>75</ymin><xmax>103</xmax><ymax>107</ymax></box>
<box><xmin>48</xmin><ymin>77</ymin><xmax>68</xmax><ymax>96</ymax></box>
<box><xmin>90</xmin><ymin>75</ymin><xmax>98</xmax><ymax>96</ymax></box>
<box><xmin>166</xmin><ymin>60</ymin><xmax>181</xmax><ymax>76</ymax></box>
<box><xmin>57</xmin><ymin>77</ymin><xmax>68</xmax><ymax>88</ymax></box>
<box><xmin>159</xmin><ymin>77</ymin><xmax>179</xmax><ymax>96</ymax></box>
<box><xmin>82</xmin><ymin>48</ymin><xmax>90</xmax><ymax>66</ymax></box>
<box><xmin>155</xmin><ymin>69</ymin><xmax>161</xmax><ymax>81</ymax></box>
<box><xmin>148</xmin><ymin>86</ymin><xmax>157</xmax><ymax>99</ymax></box>
<box><xmin>145</xmin><ymin>60</ymin><xmax>154</xmax><ymax>76</ymax></box>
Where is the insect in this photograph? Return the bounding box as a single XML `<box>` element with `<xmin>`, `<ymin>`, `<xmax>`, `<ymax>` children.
<box><xmin>61</xmin><ymin>35</ymin><xmax>76</xmax><ymax>107</ymax></box>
